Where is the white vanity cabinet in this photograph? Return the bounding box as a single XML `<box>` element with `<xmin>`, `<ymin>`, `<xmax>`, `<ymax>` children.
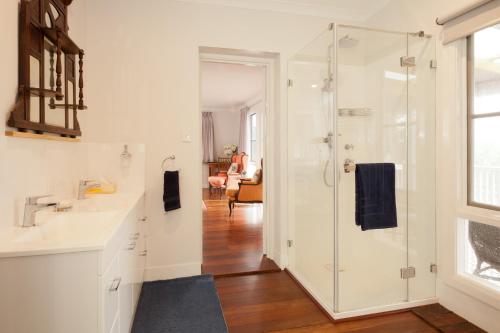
<box><xmin>0</xmin><ymin>194</ymin><xmax>148</xmax><ymax>333</ymax></box>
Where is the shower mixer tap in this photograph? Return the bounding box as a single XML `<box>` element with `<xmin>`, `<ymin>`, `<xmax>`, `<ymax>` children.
<box><xmin>323</xmin><ymin>132</ymin><xmax>334</xmax><ymax>149</ymax></box>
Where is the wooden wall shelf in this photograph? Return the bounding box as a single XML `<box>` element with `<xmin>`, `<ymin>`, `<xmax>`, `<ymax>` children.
<box><xmin>29</xmin><ymin>87</ymin><xmax>63</xmax><ymax>98</ymax></box>
<box><xmin>5</xmin><ymin>131</ymin><xmax>80</xmax><ymax>142</ymax></box>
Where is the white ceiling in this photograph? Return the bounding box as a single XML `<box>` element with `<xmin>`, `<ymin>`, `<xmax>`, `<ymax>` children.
<box><xmin>201</xmin><ymin>62</ymin><xmax>265</xmax><ymax>111</ymax></box>
<box><xmin>175</xmin><ymin>0</ymin><xmax>392</xmax><ymax>21</ymax></box>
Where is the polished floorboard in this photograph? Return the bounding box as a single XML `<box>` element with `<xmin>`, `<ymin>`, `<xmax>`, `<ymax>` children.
<box><xmin>215</xmin><ymin>272</ymin><xmax>440</xmax><ymax>333</ymax></box>
<box><xmin>202</xmin><ymin>189</ymin><xmax>280</xmax><ymax>277</ymax></box>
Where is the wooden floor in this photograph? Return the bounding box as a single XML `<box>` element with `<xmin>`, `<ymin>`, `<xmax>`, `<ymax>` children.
<box><xmin>202</xmin><ymin>189</ymin><xmax>280</xmax><ymax>277</ymax></box>
<box><xmin>215</xmin><ymin>271</ymin><xmax>440</xmax><ymax>333</ymax></box>
<box><xmin>203</xmin><ymin>191</ymin><xmax>483</xmax><ymax>333</ymax></box>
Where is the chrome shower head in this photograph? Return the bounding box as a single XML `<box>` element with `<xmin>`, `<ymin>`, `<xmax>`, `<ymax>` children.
<box><xmin>339</xmin><ymin>35</ymin><xmax>358</xmax><ymax>48</ymax></box>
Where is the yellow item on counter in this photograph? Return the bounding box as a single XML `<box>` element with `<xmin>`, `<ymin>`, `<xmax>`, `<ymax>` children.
<box><xmin>86</xmin><ymin>181</ymin><xmax>117</xmax><ymax>194</ymax></box>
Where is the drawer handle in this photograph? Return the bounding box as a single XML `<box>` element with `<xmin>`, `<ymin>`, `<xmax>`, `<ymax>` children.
<box><xmin>139</xmin><ymin>216</ymin><xmax>148</xmax><ymax>222</ymax></box>
<box><xmin>139</xmin><ymin>250</ymin><xmax>147</xmax><ymax>256</ymax></box>
<box><xmin>127</xmin><ymin>242</ymin><xmax>137</xmax><ymax>250</ymax></box>
<box><xmin>109</xmin><ymin>277</ymin><xmax>121</xmax><ymax>292</ymax></box>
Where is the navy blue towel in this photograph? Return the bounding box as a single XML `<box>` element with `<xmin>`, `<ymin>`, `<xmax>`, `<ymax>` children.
<box><xmin>355</xmin><ymin>163</ymin><xmax>397</xmax><ymax>231</ymax></box>
<box><xmin>163</xmin><ymin>171</ymin><xmax>181</xmax><ymax>212</ymax></box>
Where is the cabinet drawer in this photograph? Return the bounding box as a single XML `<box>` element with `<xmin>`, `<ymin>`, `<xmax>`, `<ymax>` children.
<box><xmin>101</xmin><ymin>254</ymin><xmax>121</xmax><ymax>333</ymax></box>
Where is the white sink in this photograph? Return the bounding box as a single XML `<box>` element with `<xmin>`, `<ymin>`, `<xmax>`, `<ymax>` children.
<box><xmin>0</xmin><ymin>192</ymin><xmax>142</xmax><ymax>258</ymax></box>
<box><xmin>13</xmin><ymin>211</ymin><xmax>119</xmax><ymax>244</ymax></box>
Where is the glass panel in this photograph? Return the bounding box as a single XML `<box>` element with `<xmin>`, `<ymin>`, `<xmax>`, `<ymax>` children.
<box><xmin>49</xmin><ymin>3</ymin><xmax>60</xmax><ymax>20</ymax></box>
<box><xmin>407</xmin><ymin>34</ymin><xmax>436</xmax><ymax>301</ymax></box>
<box><xmin>29</xmin><ymin>56</ymin><xmax>40</xmax><ymax>122</ymax></box>
<box><xmin>68</xmin><ymin>81</ymin><xmax>74</xmax><ymax>129</ymax></box>
<box><xmin>287</xmin><ymin>28</ymin><xmax>334</xmax><ymax>311</ymax></box>
<box><xmin>45</xmin><ymin>12</ymin><xmax>52</xmax><ymax>28</ymax></box>
<box><xmin>336</xmin><ymin>26</ymin><xmax>408</xmax><ymax>311</ymax></box>
<box><xmin>459</xmin><ymin>219</ymin><xmax>500</xmax><ymax>290</ymax></box>
<box><xmin>471</xmin><ymin>116</ymin><xmax>500</xmax><ymax>207</ymax></box>
<box><xmin>472</xmin><ymin>24</ymin><xmax>500</xmax><ymax>115</ymax></box>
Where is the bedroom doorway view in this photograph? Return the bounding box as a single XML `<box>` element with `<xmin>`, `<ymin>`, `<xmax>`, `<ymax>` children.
<box><xmin>200</xmin><ymin>55</ymin><xmax>279</xmax><ymax>277</ymax></box>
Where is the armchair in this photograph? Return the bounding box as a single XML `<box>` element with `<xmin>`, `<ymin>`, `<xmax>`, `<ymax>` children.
<box><xmin>226</xmin><ymin>167</ymin><xmax>263</xmax><ymax>216</ymax></box>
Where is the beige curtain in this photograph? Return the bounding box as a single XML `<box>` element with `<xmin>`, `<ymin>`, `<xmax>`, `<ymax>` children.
<box><xmin>239</xmin><ymin>106</ymin><xmax>249</xmax><ymax>154</ymax></box>
<box><xmin>202</xmin><ymin>112</ymin><xmax>215</xmax><ymax>162</ymax></box>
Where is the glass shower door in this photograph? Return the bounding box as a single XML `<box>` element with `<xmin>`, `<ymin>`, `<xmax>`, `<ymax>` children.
<box><xmin>287</xmin><ymin>29</ymin><xmax>335</xmax><ymax>311</ymax></box>
<box><xmin>335</xmin><ymin>26</ymin><xmax>409</xmax><ymax>312</ymax></box>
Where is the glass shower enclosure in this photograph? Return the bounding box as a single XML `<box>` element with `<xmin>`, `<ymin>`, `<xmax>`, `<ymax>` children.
<box><xmin>287</xmin><ymin>24</ymin><xmax>436</xmax><ymax>317</ymax></box>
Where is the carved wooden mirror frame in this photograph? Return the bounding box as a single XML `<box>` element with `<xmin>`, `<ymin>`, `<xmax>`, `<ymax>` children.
<box><xmin>8</xmin><ymin>0</ymin><xmax>86</xmax><ymax>138</ymax></box>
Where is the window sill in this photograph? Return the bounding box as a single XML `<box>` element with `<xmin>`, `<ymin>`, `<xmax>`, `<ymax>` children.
<box><xmin>445</xmin><ymin>273</ymin><xmax>500</xmax><ymax>311</ymax></box>
<box><xmin>458</xmin><ymin>206</ymin><xmax>500</xmax><ymax>228</ymax></box>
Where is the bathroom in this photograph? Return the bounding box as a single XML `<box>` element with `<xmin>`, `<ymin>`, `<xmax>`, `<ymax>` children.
<box><xmin>0</xmin><ymin>0</ymin><xmax>499</xmax><ymax>332</ymax></box>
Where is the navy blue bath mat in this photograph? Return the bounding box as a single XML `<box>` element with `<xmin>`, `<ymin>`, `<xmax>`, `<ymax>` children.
<box><xmin>131</xmin><ymin>275</ymin><xmax>228</xmax><ymax>333</ymax></box>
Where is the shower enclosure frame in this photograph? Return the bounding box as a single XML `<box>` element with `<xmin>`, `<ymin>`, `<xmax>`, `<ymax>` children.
<box><xmin>286</xmin><ymin>22</ymin><xmax>438</xmax><ymax>320</ymax></box>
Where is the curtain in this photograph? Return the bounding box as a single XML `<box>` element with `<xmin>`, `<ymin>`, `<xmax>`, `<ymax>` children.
<box><xmin>239</xmin><ymin>106</ymin><xmax>249</xmax><ymax>154</ymax></box>
<box><xmin>202</xmin><ymin>112</ymin><xmax>215</xmax><ymax>162</ymax></box>
<box><xmin>437</xmin><ymin>0</ymin><xmax>500</xmax><ymax>44</ymax></box>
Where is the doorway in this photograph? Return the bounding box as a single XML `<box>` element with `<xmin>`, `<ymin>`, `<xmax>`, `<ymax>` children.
<box><xmin>199</xmin><ymin>49</ymin><xmax>279</xmax><ymax>277</ymax></box>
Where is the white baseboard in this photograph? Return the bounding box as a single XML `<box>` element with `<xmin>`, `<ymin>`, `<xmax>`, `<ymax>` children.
<box><xmin>144</xmin><ymin>262</ymin><xmax>201</xmax><ymax>281</ymax></box>
<box><xmin>333</xmin><ymin>298</ymin><xmax>439</xmax><ymax>320</ymax></box>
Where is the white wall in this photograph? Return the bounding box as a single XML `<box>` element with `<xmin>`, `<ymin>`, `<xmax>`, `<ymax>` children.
<box><xmin>212</xmin><ymin>109</ymin><xmax>240</xmax><ymax>158</ymax></box>
<box><xmin>368</xmin><ymin>1</ymin><xmax>500</xmax><ymax>331</ymax></box>
<box><xmin>0</xmin><ymin>0</ymin><xmax>88</xmax><ymax>230</ymax></box>
<box><xmin>83</xmin><ymin>0</ymin><xmax>336</xmax><ymax>279</ymax></box>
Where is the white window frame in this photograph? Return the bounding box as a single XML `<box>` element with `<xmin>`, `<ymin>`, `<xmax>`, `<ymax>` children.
<box><xmin>249</xmin><ymin>112</ymin><xmax>257</xmax><ymax>162</ymax></box>
<box><xmin>447</xmin><ymin>34</ymin><xmax>500</xmax><ymax>311</ymax></box>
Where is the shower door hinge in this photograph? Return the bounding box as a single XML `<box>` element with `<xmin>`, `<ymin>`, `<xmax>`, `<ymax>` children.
<box><xmin>401</xmin><ymin>267</ymin><xmax>416</xmax><ymax>279</ymax></box>
<box><xmin>287</xmin><ymin>79</ymin><xmax>293</xmax><ymax>87</ymax></box>
<box><xmin>430</xmin><ymin>59</ymin><xmax>438</xmax><ymax>68</ymax></box>
<box><xmin>430</xmin><ymin>263</ymin><xmax>437</xmax><ymax>273</ymax></box>
<box><xmin>287</xmin><ymin>240</ymin><xmax>293</xmax><ymax>247</ymax></box>
<box><xmin>400</xmin><ymin>56</ymin><xmax>416</xmax><ymax>67</ymax></box>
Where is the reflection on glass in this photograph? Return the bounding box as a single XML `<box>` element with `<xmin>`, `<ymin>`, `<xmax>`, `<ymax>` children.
<box><xmin>45</xmin><ymin>12</ymin><xmax>52</xmax><ymax>28</ymax></box>
<box><xmin>30</xmin><ymin>56</ymin><xmax>40</xmax><ymax>88</ymax></box>
<box><xmin>287</xmin><ymin>28</ymin><xmax>334</xmax><ymax>311</ymax></box>
<box><xmin>473</xmin><ymin>24</ymin><xmax>500</xmax><ymax>114</ymax></box>
<box><xmin>29</xmin><ymin>56</ymin><xmax>40</xmax><ymax>122</ymax></box>
<box><xmin>336</xmin><ymin>26</ymin><xmax>408</xmax><ymax>312</ymax></box>
<box><xmin>472</xmin><ymin>117</ymin><xmax>500</xmax><ymax>207</ymax></box>
<box><xmin>49</xmin><ymin>3</ymin><xmax>60</xmax><ymax>20</ymax></box>
<box><xmin>68</xmin><ymin>81</ymin><xmax>74</xmax><ymax>129</ymax></box>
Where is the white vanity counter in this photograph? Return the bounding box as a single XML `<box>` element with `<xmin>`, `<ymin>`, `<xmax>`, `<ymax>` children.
<box><xmin>0</xmin><ymin>191</ymin><xmax>148</xmax><ymax>333</ymax></box>
<box><xmin>0</xmin><ymin>192</ymin><xmax>144</xmax><ymax>258</ymax></box>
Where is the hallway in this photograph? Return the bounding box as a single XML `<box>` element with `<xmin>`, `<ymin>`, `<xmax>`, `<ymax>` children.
<box><xmin>202</xmin><ymin>189</ymin><xmax>280</xmax><ymax>276</ymax></box>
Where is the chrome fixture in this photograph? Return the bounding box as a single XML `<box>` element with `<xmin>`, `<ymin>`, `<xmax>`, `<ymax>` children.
<box><xmin>337</xmin><ymin>108</ymin><xmax>372</xmax><ymax>117</ymax></box>
<box><xmin>344</xmin><ymin>144</ymin><xmax>354</xmax><ymax>151</ymax></box>
<box><xmin>78</xmin><ymin>180</ymin><xmax>101</xmax><ymax>200</ymax></box>
<box><xmin>323</xmin><ymin>132</ymin><xmax>334</xmax><ymax>149</ymax></box>
<box><xmin>120</xmin><ymin>144</ymin><xmax>132</xmax><ymax>161</ymax></box>
<box><xmin>338</xmin><ymin>35</ymin><xmax>359</xmax><ymax>48</ymax></box>
<box><xmin>23</xmin><ymin>195</ymin><xmax>57</xmax><ymax>227</ymax></box>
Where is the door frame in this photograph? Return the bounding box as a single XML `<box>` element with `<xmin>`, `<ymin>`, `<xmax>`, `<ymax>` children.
<box><xmin>199</xmin><ymin>47</ymin><xmax>278</xmax><ymax>260</ymax></box>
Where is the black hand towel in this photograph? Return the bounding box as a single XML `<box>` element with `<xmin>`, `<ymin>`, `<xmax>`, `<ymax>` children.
<box><xmin>355</xmin><ymin>163</ymin><xmax>397</xmax><ymax>231</ymax></box>
<box><xmin>163</xmin><ymin>171</ymin><xmax>181</xmax><ymax>212</ymax></box>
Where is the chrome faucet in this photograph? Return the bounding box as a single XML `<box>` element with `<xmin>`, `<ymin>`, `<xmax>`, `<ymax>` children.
<box><xmin>78</xmin><ymin>180</ymin><xmax>101</xmax><ymax>200</ymax></box>
<box><xmin>23</xmin><ymin>195</ymin><xmax>57</xmax><ymax>227</ymax></box>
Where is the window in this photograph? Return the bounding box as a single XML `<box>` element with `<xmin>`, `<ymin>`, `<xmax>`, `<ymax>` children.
<box><xmin>249</xmin><ymin>113</ymin><xmax>257</xmax><ymax>162</ymax></box>
<box><xmin>468</xmin><ymin>25</ymin><xmax>500</xmax><ymax>210</ymax></box>
<box><xmin>458</xmin><ymin>219</ymin><xmax>500</xmax><ymax>291</ymax></box>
